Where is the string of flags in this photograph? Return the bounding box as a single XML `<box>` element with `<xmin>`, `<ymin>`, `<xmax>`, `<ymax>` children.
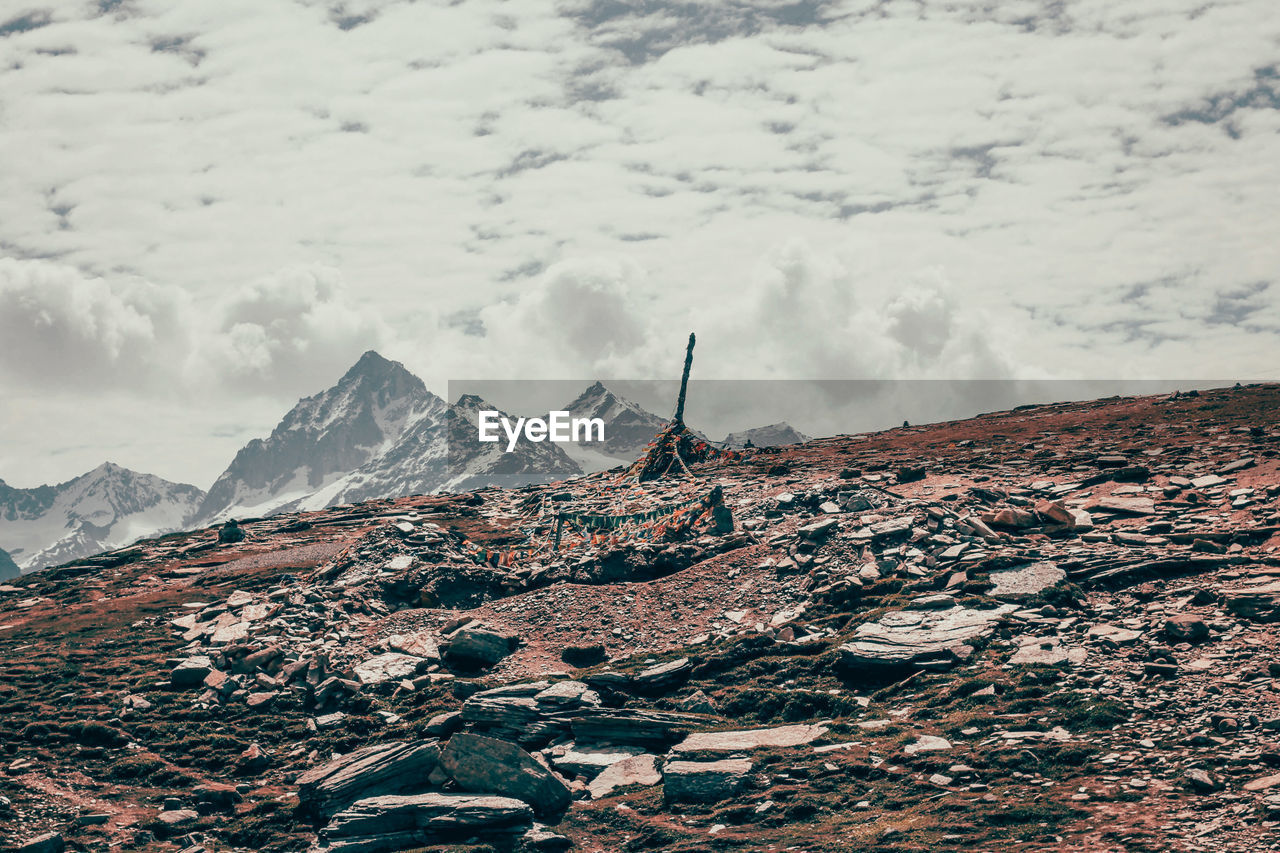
<box><xmin>456</xmin><ymin>490</ymin><xmax>715</xmax><ymax>568</ymax></box>
<box><xmin>557</xmin><ymin>496</ymin><xmax>703</xmax><ymax>530</ymax></box>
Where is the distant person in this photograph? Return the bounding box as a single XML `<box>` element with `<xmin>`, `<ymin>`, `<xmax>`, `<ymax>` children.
<box><xmin>218</xmin><ymin>519</ymin><xmax>246</xmax><ymax>544</ymax></box>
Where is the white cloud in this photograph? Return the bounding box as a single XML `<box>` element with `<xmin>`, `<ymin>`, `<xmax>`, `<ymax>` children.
<box><xmin>0</xmin><ymin>257</ymin><xmax>189</xmax><ymax>390</ymax></box>
<box><xmin>198</xmin><ymin>264</ymin><xmax>389</xmax><ymax>393</ymax></box>
<box><xmin>1</xmin><ymin>0</ymin><xmax>1279</xmax><ymax>485</ymax></box>
<box><xmin>0</xmin><ymin>258</ymin><xmax>386</xmax><ymax>398</ymax></box>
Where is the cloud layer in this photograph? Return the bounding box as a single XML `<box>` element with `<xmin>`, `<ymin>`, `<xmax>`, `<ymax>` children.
<box><xmin>1</xmin><ymin>0</ymin><xmax>1278</xmax><ymax>485</ymax></box>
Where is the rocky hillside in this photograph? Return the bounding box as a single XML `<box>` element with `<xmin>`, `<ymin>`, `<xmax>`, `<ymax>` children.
<box><xmin>1</xmin><ymin>384</ymin><xmax>1278</xmax><ymax>852</ymax></box>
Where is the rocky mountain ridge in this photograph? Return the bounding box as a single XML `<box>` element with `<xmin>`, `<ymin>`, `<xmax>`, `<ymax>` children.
<box><xmin>0</xmin><ymin>383</ymin><xmax>1277</xmax><ymax>851</ymax></box>
<box><xmin>11</xmin><ymin>353</ymin><xmax>793</xmax><ymax>573</ymax></box>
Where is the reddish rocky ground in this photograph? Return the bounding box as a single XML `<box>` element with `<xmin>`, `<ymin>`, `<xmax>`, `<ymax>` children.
<box><xmin>1</xmin><ymin>383</ymin><xmax>1278</xmax><ymax>853</ymax></box>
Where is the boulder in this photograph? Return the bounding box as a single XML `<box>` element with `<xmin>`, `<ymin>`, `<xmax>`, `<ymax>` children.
<box><xmin>440</xmin><ymin>733</ymin><xmax>571</xmax><ymax>817</ymax></box>
<box><xmin>1164</xmin><ymin>614</ymin><xmax>1210</xmax><ymax>643</ymax></box>
<box><xmin>445</xmin><ymin>627</ymin><xmax>516</xmax><ymax>666</ymax></box>
<box><xmin>297</xmin><ymin>740</ymin><xmax>441</xmax><ymax>818</ymax></box>
<box><xmin>316</xmin><ymin>793</ymin><xmax>532</xmax><ymax>852</ymax></box>
<box><xmin>462</xmin><ymin>681</ymin><xmax>601</xmax><ymax>747</ymax></box>
<box><xmin>170</xmin><ymin>656</ymin><xmax>214</xmax><ymax>687</ymax></box>
<box><xmin>520</xmin><ymin>824</ymin><xmax>574</xmax><ymax>852</ymax></box>
<box><xmin>386</xmin><ymin>631</ymin><xmax>440</xmax><ymax>661</ymax></box>
<box><xmin>1034</xmin><ymin>499</ymin><xmax>1074</xmax><ymax>526</ymax></box>
<box><xmin>663</xmin><ymin>759</ymin><xmax>753</xmax><ymax>803</ymax></box>
<box><xmin>156</xmin><ymin>808</ymin><xmax>199</xmax><ymax>828</ymax></box>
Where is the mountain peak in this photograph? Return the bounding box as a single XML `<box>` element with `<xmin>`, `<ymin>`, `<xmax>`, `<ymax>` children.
<box><xmin>340</xmin><ymin>350</ymin><xmax>402</xmax><ymax>381</ymax></box>
<box><xmin>453</xmin><ymin>394</ymin><xmax>493</xmax><ymax>412</ymax></box>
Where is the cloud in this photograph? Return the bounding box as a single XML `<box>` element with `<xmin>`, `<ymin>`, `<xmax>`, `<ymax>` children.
<box><xmin>2</xmin><ymin>0</ymin><xmax>1279</xmax><ymax>487</ymax></box>
<box><xmin>0</xmin><ymin>258</ymin><xmax>386</xmax><ymax>397</ymax></box>
<box><xmin>0</xmin><ymin>257</ymin><xmax>189</xmax><ymax>390</ymax></box>
<box><xmin>700</xmin><ymin>239</ymin><xmax>1015</xmax><ymax>380</ymax></box>
<box><xmin>198</xmin><ymin>264</ymin><xmax>389</xmax><ymax>394</ymax></box>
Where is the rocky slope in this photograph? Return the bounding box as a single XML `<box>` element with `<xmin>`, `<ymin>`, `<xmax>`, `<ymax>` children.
<box><xmin>1</xmin><ymin>383</ymin><xmax>1278</xmax><ymax>852</ymax></box>
<box><xmin>0</xmin><ymin>463</ymin><xmax>204</xmax><ymax>573</ymax></box>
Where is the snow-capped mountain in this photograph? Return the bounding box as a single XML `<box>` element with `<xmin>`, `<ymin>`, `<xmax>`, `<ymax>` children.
<box><xmin>444</xmin><ymin>394</ymin><xmax>582</xmax><ymax>490</ymax></box>
<box><xmin>1</xmin><ymin>357</ymin><xmax>809</xmax><ymax>574</ymax></box>
<box><xmin>193</xmin><ymin>351</ymin><xmax>449</xmax><ymax>524</ymax></box>
<box><xmin>723</xmin><ymin>422</ymin><xmax>810</xmax><ymax>448</ymax></box>
<box><xmin>0</xmin><ymin>547</ymin><xmax>19</xmax><ymax>581</ymax></box>
<box><xmin>0</xmin><ymin>463</ymin><xmax>205</xmax><ymax>572</ymax></box>
<box><xmin>194</xmin><ymin>353</ymin><xmax>585</xmax><ymax>522</ymax></box>
<box><xmin>562</xmin><ymin>381</ymin><xmax>668</xmax><ymax>460</ymax></box>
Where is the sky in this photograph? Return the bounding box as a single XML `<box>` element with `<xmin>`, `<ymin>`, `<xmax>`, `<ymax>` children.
<box><xmin>0</xmin><ymin>0</ymin><xmax>1277</xmax><ymax>489</ymax></box>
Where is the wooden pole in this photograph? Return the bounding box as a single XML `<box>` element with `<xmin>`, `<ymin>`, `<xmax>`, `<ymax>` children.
<box><xmin>673</xmin><ymin>332</ymin><xmax>695</xmax><ymax>426</ymax></box>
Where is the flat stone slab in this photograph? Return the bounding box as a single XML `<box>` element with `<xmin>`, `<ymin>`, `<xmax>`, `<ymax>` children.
<box><xmin>664</xmin><ymin>759</ymin><xmax>753</xmax><ymax>803</ymax></box>
<box><xmin>386</xmin><ymin>631</ymin><xmax>440</xmax><ymax>660</ymax></box>
<box><xmin>903</xmin><ymin>735</ymin><xmax>952</xmax><ymax>755</ymax></box>
<box><xmin>552</xmin><ymin>745</ymin><xmax>645</xmax><ymax>779</ymax></box>
<box><xmin>570</xmin><ymin>709</ymin><xmax>705</xmax><ymax>749</ymax></box>
<box><xmin>1008</xmin><ymin>636</ymin><xmax>1087</xmax><ymax>666</ymax></box>
<box><xmin>316</xmin><ymin>793</ymin><xmax>532</xmax><ymax>852</ymax></box>
<box><xmin>988</xmin><ymin>562</ymin><xmax>1066</xmax><ymax>601</ymax></box>
<box><xmin>840</xmin><ymin>604</ymin><xmax>1017</xmax><ymax>667</ymax></box>
<box><xmin>1086</xmin><ymin>623</ymin><xmax>1143</xmax><ymax>645</ymax></box>
<box><xmin>670</xmin><ymin>724</ymin><xmax>828</xmax><ymax>755</ymax></box>
<box><xmin>1089</xmin><ymin>496</ymin><xmax>1156</xmax><ymax>515</ymax></box>
<box><xmin>354</xmin><ymin>652</ymin><xmax>427</xmax><ymax>685</ymax></box>
<box><xmin>1224</xmin><ymin>581</ymin><xmax>1280</xmax><ymax>622</ymax></box>
<box><xmin>587</xmin><ymin>754</ymin><xmax>661</xmax><ymax>799</ymax></box>
<box><xmin>298</xmin><ymin>740</ymin><xmax>441</xmax><ymax>818</ymax></box>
